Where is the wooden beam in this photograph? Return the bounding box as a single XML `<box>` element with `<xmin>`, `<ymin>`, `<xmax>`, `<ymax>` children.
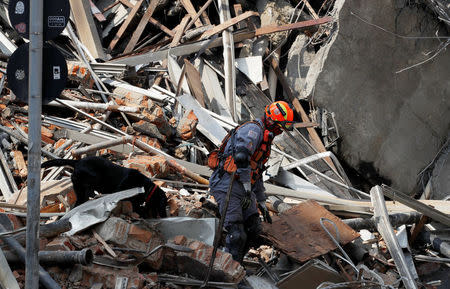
<box><xmin>148</xmin><ymin>17</ymin><xmax>175</xmax><ymax>37</ymax></box>
<box><xmin>255</xmin><ymin>16</ymin><xmax>332</xmax><ymax>36</ymax></box>
<box><xmin>185</xmin><ymin>0</ymin><xmax>213</xmax><ymax>32</ymax></box>
<box><xmin>110</xmin><ymin>17</ymin><xmax>332</xmax><ymax>66</ymax></box>
<box><xmin>170</xmin><ymin>15</ymin><xmax>191</xmax><ymax>47</ymax></box>
<box><xmin>119</xmin><ymin>0</ymin><xmax>174</xmax><ymax>37</ymax></box>
<box><xmin>201</xmin><ymin>10</ymin><xmax>211</xmax><ymax>25</ymax></box>
<box><xmin>269</xmin><ymin>54</ymin><xmax>336</xmax><ymax>171</ymax></box>
<box><xmin>233</xmin><ymin>4</ymin><xmax>246</xmax><ymax>30</ymax></box>
<box><xmin>123</xmin><ymin>0</ymin><xmax>160</xmax><ymax>54</ymax></box>
<box><xmin>200</xmin><ymin>11</ymin><xmax>259</xmax><ymax>40</ymax></box>
<box><xmin>297</xmin><ymin>0</ymin><xmax>319</xmax><ymax>19</ymax></box>
<box><xmin>409</xmin><ymin>215</ymin><xmax>428</xmax><ymax>246</ymax></box>
<box><xmin>108</xmin><ymin>0</ymin><xmax>144</xmax><ymax>51</ymax></box>
<box><xmin>184</xmin><ymin>59</ymin><xmax>206</xmax><ymax>107</ymax></box>
<box><xmin>218</xmin><ymin>0</ymin><xmax>237</xmax><ymax>121</ymax></box>
<box><xmin>383</xmin><ymin>186</ymin><xmax>450</xmax><ymax>227</ymax></box>
<box><xmin>180</xmin><ymin>0</ymin><xmax>203</xmax><ymax>28</ymax></box>
<box><xmin>70</xmin><ymin>0</ymin><xmax>106</xmax><ymax>59</ymax></box>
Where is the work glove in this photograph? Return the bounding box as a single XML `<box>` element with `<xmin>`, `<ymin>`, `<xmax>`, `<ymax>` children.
<box><xmin>240</xmin><ymin>182</ymin><xmax>252</xmax><ymax>210</ymax></box>
<box><xmin>258</xmin><ymin>201</ymin><xmax>272</xmax><ymax>224</ymax></box>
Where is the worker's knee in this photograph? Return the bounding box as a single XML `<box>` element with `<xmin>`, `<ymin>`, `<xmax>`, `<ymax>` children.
<box><xmin>245</xmin><ymin>213</ymin><xmax>262</xmax><ymax>236</ymax></box>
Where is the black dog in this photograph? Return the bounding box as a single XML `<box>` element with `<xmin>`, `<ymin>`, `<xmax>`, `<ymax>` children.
<box><xmin>41</xmin><ymin>156</ymin><xmax>167</xmax><ymax>218</ymax></box>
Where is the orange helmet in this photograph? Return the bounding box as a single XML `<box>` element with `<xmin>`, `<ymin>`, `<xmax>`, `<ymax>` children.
<box><xmin>265</xmin><ymin>101</ymin><xmax>294</xmax><ymax>130</ymax></box>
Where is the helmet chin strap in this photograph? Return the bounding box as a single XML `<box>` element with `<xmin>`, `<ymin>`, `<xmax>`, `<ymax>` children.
<box><xmin>262</xmin><ymin>116</ymin><xmax>283</xmax><ymax>135</ymax></box>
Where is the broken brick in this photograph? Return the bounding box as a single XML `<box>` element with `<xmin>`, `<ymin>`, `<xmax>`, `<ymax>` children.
<box><xmin>132</xmin><ymin>120</ymin><xmax>167</xmax><ymax>142</ymax></box>
<box><xmin>81</xmin><ymin>264</ymin><xmax>144</xmax><ymax>289</ymax></box>
<box><xmin>95</xmin><ymin>217</ymin><xmax>164</xmax><ymax>270</ymax></box>
<box><xmin>165</xmin><ymin>236</ymin><xmax>245</xmax><ymax>283</ymax></box>
<box><xmin>123</xmin><ymin>155</ymin><xmax>169</xmax><ymax>178</ymax></box>
<box><xmin>45</xmin><ymin>236</ymin><xmax>75</xmax><ymax>251</ymax></box>
<box><xmin>176</xmin><ymin>110</ymin><xmax>198</xmax><ymax>140</ymax></box>
<box><xmin>67</xmin><ymin>62</ymin><xmax>95</xmax><ymax>88</ymax></box>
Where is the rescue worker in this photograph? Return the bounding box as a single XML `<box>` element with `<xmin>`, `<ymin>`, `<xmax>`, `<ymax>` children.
<box><xmin>208</xmin><ymin>101</ymin><xmax>295</xmax><ymax>262</ymax></box>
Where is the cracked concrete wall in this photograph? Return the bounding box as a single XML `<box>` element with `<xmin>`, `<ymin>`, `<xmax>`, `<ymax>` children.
<box><xmin>292</xmin><ymin>0</ymin><xmax>450</xmax><ymax>192</ymax></box>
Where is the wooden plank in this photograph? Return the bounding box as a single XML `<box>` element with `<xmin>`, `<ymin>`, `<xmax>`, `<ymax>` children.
<box><xmin>269</xmin><ymin>53</ymin><xmax>336</xmax><ymax>171</ymax></box>
<box><xmin>180</xmin><ymin>0</ymin><xmax>203</xmax><ymax>28</ymax></box>
<box><xmin>12</xmin><ymin>151</ymin><xmax>27</xmax><ymax>178</ymax></box>
<box><xmin>89</xmin><ymin>0</ymin><xmax>107</xmax><ymax>22</ymax></box>
<box><xmin>168</xmin><ymin>55</ymin><xmax>190</xmax><ymax>95</ymax></box>
<box><xmin>200</xmin><ymin>11</ymin><xmax>259</xmax><ymax>40</ymax></box>
<box><xmin>170</xmin><ymin>15</ymin><xmax>191</xmax><ymax>48</ymax></box>
<box><xmin>371</xmin><ymin>186</ymin><xmax>418</xmax><ymax>289</ymax></box>
<box><xmin>110</xmin><ymin>17</ymin><xmax>331</xmax><ymax>66</ymax></box>
<box><xmin>409</xmin><ymin>215</ymin><xmax>428</xmax><ymax>246</ymax></box>
<box><xmin>383</xmin><ymin>186</ymin><xmax>450</xmax><ymax>227</ymax></box>
<box><xmin>201</xmin><ymin>10</ymin><xmax>211</xmax><ymax>25</ymax></box>
<box><xmin>148</xmin><ymin>17</ymin><xmax>175</xmax><ymax>37</ymax></box>
<box><xmin>93</xmin><ymin>229</ymin><xmax>118</xmax><ymax>258</ymax></box>
<box><xmin>123</xmin><ymin>0</ymin><xmax>159</xmax><ymax>54</ymax></box>
<box><xmin>185</xmin><ymin>0</ymin><xmax>213</xmax><ymax>32</ymax></box>
<box><xmin>255</xmin><ymin>17</ymin><xmax>332</xmax><ymax>37</ymax></box>
<box><xmin>108</xmin><ymin>0</ymin><xmax>144</xmax><ymax>51</ymax></box>
<box><xmin>198</xmin><ymin>59</ymin><xmax>232</xmax><ymax>118</ymax></box>
<box><xmin>233</xmin><ymin>4</ymin><xmax>246</xmax><ymax>30</ymax></box>
<box><xmin>184</xmin><ymin>59</ymin><xmax>206</xmax><ymax>107</ymax></box>
<box><xmin>119</xmin><ymin>0</ymin><xmax>174</xmax><ymax>37</ymax></box>
<box><xmin>70</xmin><ymin>0</ymin><xmax>107</xmax><ymax>59</ymax></box>
<box><xmin>218</xmin><ymin>0</ymin><xmax>237</xmax><ymax>121</ymax></box>
<box><xmin>296</xmin><ymin>0</ymin><xmax>319</xmax><ymax>19</ymax></box>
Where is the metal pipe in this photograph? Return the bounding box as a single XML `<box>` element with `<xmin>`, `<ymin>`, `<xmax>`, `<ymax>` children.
<box><xmin>370</xmin><ymin>186</ymin><xmax>417</xmax><ymax>289</ymax></box>
<box><xmin>0</xmin><ymin>247</ymin><xmax>20</xmax><ymax>289</ymax></box>
<box><xmin>3</xmin><ymin>249</ymin><xmax>93</xmax><ymax>266</ymax></box>
<box><xmin>0</xmin><ymin>223</ymin><xmax>61</xmax><ymax>289</ymax></box>
<box><xmin>71</xmin><ymin>135</ymin><xmax>133</xmax><ymax>157</ymax></box>
<box><xmin>27</xmin><ymin>0</ymin><xmax>44</xmax><ymax>286</ymax></box>
<box><xmin>13</xmin><ymin>218</ymin><xmax>71</xmax><ymax>246</ymax></box>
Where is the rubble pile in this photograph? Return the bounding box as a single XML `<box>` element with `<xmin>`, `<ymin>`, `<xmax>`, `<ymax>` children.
<box><xmin>0</xmin><ymin>0</ymin><xmax>448</xmax><ymax>288</ymax></box>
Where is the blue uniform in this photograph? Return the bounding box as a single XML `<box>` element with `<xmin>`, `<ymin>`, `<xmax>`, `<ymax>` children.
<box><xmin>209</xmin><ymin>119</ymin><xmax>268</xmax><ymax>261</ymax></box>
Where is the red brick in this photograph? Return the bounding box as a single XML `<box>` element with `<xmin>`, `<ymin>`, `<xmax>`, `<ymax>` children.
<box><xmin>176</xmin><ymin>110</ymin><xmax>198</xmax><ymax>140</ymax></box>
<box><xmin>81</xmin><ymin>264</ymin><xmax>143</xmax><ymax>289</ymax></box>
<box><xmin>45</xmin><ymin>236</ymin><xmax>75</xmax><ymax>251</ymax></box>
<box><xmin>123</xmin><ymin>155</ymin><xmax>169</xmax><ymax>177</ymax></box>
<box><xmin>173</xmin><ymin>235</ymin><xmax>187</xmax><ymax>246</ymax></box>
<box><xmin>165</xmin><ymin>237</ymin><xmax>245</xmax><ymax>283</ymax></box>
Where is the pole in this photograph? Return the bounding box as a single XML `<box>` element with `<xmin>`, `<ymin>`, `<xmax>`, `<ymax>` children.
<box><xmin>202</xmin><ymin>171</ymin><xmax>236</xmax><ymax>287</ymax></box>
<box><xmin>27</xmin><ymin>0</ymin><xmax>44</xmax><ymax>287</ymax></box>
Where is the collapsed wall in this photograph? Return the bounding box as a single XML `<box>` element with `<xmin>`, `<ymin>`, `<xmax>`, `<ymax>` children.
<box><xmin>287</xmin><ymin>0</ymin><xmax>450</xmax><ymax>193</ymax></box>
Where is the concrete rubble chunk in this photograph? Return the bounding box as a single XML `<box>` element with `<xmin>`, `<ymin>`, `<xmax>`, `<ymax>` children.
<box><xmin>176</xmin><ymin>110</ymin><xmax>199</xmax><ymax>141</ymax></box>
<box><xmin>95</xmin><ymin>217</ymin><xmax>164</xmax><ymax>270</ymax></box>
<box><xmin>132</xmin><ymin>121</ymin><xmax>167</xmax><ymax>142</ymax></box>
<box><xmin>123</xmin><ymin>155</ymin><xmax>170</xmax><ymax>178</ymax></box>
<box><xmin>162</xmin><ymin>235</ymin><xmax>245</xmax><ymax>283</ymax></box>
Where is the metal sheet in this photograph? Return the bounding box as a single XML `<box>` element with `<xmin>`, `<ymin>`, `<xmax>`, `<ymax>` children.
<box><xmin>262</xmin><ymin>200</ymin><xmax>359</xmax><ymax>263</ymax></box>
<box><xmin>61</xmin><ymin>187</ymin><xmax>144</xmax><ymax>236</ymax></box>
<box><xmin>277</xmin><ymin>259</ymin><xmax>344</xmax><ymax>289</ymax></box>
<box><xmin>146</xmin><ymin>217</ymin><xmax>217</xmax><ymax>246</ymax></box>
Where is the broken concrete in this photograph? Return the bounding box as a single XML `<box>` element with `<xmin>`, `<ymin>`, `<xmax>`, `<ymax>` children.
<box><xmin>164</xmin><ymin>235</ymin><xmax>246</xmax><ymax>283</ymax></box>
<box><xmin>290</xmin><ymin>0</ymin><xmax>450</xmax><ymax>192</ymax></box>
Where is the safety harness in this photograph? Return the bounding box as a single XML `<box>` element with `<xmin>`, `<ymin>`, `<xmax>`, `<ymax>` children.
<box><xmin>208</xmin><ymin>120</ymin><xmax>274</xmax><ymax>184</ymax></box>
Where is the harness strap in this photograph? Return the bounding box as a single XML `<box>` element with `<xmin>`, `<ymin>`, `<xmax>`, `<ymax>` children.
<box><xmin>145</xmin><ymin>184</ymin><xmax>158</xmax><ymax>202</ymax></box>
